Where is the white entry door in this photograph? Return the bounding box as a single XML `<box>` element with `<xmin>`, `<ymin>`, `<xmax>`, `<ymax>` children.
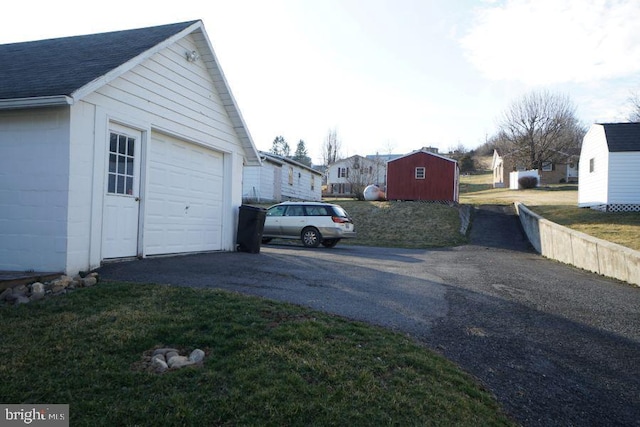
<box><xmin>102</xmin><ymin>124</ymin><xmax>142</xmax><ymax>258</ymax></box>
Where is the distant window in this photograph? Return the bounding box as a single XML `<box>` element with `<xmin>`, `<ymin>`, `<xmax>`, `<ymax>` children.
<box><xmin>311</xmin><ymin>175</ymin><xmax>315</xmax><ymax>190</ymax></box>
<box><xmin>415</xmin><ymin>167</ymin><xmax>426</xmax><ymax>179</ymax></box>
<box><xmin>589</xmin><ymin>158</ymin><xmax>595</xmax><ymax>173</ymax></box>
<box><xmin>338</xmin><ymin>167</ymin><xmax>347</xmax><ymax>178</ymax></box>
<box><xmin>542</xmin><ymin>161</ymin><xmax>553</xmax><ymax>172</ymax></box>
<box><xmin>288</xmin><ymin>167</ymin><xmax>293</xmax><ymax>185</ymax></box>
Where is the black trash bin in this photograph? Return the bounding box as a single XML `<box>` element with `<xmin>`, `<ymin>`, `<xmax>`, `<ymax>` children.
<box><xmin>236</xmin><ymin>205</ymin><xmax>267</xmax><ymax>253</ymax></box>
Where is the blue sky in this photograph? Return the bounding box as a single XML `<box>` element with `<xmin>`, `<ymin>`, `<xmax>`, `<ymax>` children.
<box><xmin>3</xmin><ymin>0</ymin><xmax>640</xmax><ymax>163</ymax></box>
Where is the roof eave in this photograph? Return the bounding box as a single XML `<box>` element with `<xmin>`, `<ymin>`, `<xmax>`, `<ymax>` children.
<box><xmin>0</xmin><ymin>96</ymin><xmax>73</xmax><ymax>110</ymax></box>
<box><xmin>191</xmin><ymin>25</ymin><xmax>261</xmax><ymax>165</ymax></box>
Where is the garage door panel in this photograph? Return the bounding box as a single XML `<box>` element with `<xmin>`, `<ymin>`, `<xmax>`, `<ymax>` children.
<box><xmin>145</xmin><ymin>133</ymin><xmax>224</xmax><ymax>255</ymax></box>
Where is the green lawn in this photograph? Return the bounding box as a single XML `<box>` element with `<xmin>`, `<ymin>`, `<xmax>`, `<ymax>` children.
<box><xmin>0</xmin><ymin>283</ymin><xmax>515</xmax><ymax>426</ymax></box>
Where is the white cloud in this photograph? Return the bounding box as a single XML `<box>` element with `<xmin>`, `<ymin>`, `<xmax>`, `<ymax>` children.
<box><xmin>460</xmin><ymin>0</ymin><xmax>640</xmax><ymax>85</ymax></box>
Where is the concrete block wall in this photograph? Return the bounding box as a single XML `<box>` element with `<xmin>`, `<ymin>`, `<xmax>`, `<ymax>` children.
<box><xmin>514</xmin><ymin>202</ymin><xmax>640</xmax><ymax>287</ymax></box>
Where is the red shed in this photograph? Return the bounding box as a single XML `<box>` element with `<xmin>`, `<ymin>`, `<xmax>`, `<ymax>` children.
<box><xmin>386</xmin><ymin>149</ymin><xmax>459</xmax><ymax>202</ymax></box>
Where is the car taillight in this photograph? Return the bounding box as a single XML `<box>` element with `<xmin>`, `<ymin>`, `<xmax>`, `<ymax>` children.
<box><xmin>332</xmin><ymin>216</ymin><xmax>349</xmax><ymax>223</ymax></box>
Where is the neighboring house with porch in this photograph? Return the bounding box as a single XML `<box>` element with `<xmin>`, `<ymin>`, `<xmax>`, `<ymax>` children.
<box><xmin>0</xmin><ymin>20</ymin><xmax>260</xmax><ymax>275</ymax></box>
<box><xmin>243</xmin><ymin>151</ymin><xmax>322</xmax><ymax>203</ymax></box>
<box><xmin>578</xmin><ymin>122</ymin><xmax>640</xmax><ymax>211</ymax></box>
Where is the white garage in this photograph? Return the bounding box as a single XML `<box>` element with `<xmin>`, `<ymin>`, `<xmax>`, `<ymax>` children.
<box><xmin>0</xmin><ymin>20</ymin><xmax>261</xmax><ymax>275</ymax></box>
<box><xmin>144</xmin><ymin>133</ymin><xmax>225</xmax><ymax>255</ymax></box>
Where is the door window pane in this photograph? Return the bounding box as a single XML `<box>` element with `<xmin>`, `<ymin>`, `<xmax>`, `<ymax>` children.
<box><xmin>110</xmin><ymin>133</ymin><xmax>117</xmax><ymax>153</ymax></box>
<box><xmin>107</xmin><ymin>131</ymin><xmax>136</xmax><ymax>195</ymax></box>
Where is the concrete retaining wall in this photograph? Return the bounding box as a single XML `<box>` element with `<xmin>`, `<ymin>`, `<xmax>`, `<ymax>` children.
<box><xmin>514</xmin><ymin>202</ymin><xmax>640</xmax><ymax>287</ymax></box>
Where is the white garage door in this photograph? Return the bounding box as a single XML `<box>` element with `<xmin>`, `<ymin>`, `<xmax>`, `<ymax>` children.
<box><xmin>145</xmin><ymin>133</ymin><xmax>224</xmax><ymax>255</ymax></box>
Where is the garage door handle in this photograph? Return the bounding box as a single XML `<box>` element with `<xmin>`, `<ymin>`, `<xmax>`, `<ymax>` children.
<box><xmin>135</xmin><ymin>197</ymin><xmax>140</xmax><ymax>202</ymax></box>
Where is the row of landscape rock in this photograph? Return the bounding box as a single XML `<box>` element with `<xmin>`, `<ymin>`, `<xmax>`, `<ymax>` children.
<box><xmin>0</xmin><ymin>273</ymin><xmax>100</xmax><ymax>306</ymax></box>
<box><xmin>149</xmin><ymin>348</ymin><xmax>206</xmax><ymax>373</ymax></box>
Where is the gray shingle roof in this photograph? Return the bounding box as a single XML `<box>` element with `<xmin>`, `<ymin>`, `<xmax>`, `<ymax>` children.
<box><xmin>602</xmin><ymin>122</ymin><xmax>640</xmax><ymax>152</ymax></box>
<box><xmin>0</xmin><ymin>21</ymin><xmax>198</xmax><ymax>100</ymax></box>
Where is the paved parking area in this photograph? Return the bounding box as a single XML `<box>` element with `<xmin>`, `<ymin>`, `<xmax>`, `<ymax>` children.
<box><xmin>98</xmin><ymin>206</ymin><xmax>640</xmax><ymax>426</ymax></box>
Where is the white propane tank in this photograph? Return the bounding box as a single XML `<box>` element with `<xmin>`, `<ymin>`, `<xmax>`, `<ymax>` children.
<box><xmin>363</xmin><ymin>185</ymin><xmax>385</xmax><ymax>201</ymax></box>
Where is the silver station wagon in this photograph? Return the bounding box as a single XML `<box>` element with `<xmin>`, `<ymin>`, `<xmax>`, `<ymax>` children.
<box><xmin>262</xmin><ymin>201</ymin><xmax>356</xmax><ymax>248</ymax></box>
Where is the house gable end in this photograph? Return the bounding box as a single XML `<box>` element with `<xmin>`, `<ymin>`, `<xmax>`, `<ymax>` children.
<box><xmin>0</xmin><ymin>21</ymin><xmax>199</xmax><ymax>101</ymax></box>
<box><xmin>0</xmin><ymin>20</ymin><xmax>260</xmax><ymax>164</ymax></box>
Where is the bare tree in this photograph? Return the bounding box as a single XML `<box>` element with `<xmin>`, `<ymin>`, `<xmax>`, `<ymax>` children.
<box><xmin>345</xmin><ymin>156</ymin><xmax>376</xmax><ymax>200</ymax></box>
<box><xmin>321</xmin><ymin>128</ymin><xmax>341</xmax><ymax>166</ymax></box>
<box><xmin>627</xmin><ymin>91</ymin><xmax>640</xmax><ymax>121</ymax></box>
<box><xmin>498</xmin><ymin>91</ymin><xmax>585</xmax><ymax>169</ymax></box>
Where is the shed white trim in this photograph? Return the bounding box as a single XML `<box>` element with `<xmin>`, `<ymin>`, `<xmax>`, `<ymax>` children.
<box><xmin>0</xmin><ymin>96</ymin><xmax>73</xmax><ymax>109</ymax></box>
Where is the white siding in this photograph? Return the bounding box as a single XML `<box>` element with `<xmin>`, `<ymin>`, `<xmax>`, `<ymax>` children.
<box><xmin>244</xmin><ymin>156</ymin><xmax>321</xmax><ymax>203</ymax></box>
<box><xmin>578</xmin><ymin>125</ymin><xmax>610</xmax><ymax>207</ymax></box>
<box><xmin>242</xmin><ymin>165</ymin><xmax>265</xmax><ymax>201</ymax></box>
<box><xmin>243</xmin><ymin>161</ymin><xmax>278</xmax><ymax>202</ymax></box>
<box><xmin>0</xmin><ymin>108</ymin><xmax>70</xmax><ymax>272</ymax></box>
<box><xmin>277</xmin><ymin>163</ymin><xmax>321</xmax><ymax>201</ymax></box>
<box><xmin>67</xmin><ymin>102</ymin><xmax>101</xmax><ymax>273</ymax></box>
<box><xmin>609</xmin><ymin>152</ymin><xmax>640</xmax><ymax>204</ymax></box>
<box><xmin>326</xmin><ymin>156</ymin><xmax>386</xmax><ymax>191</ymax></box>
<box><xmin>77</xmin><ymin>34</ymin><xmax>246</xmax><ymax>267</ymax></box>
<box><xmin>84</xmin><ymin>35</ymin><xmax>241</xmax><ymax>154</ymax></box>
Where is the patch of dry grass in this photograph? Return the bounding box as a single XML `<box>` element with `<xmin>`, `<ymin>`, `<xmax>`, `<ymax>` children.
<box><xmin>459</xmin><ymin>172</ymin><xmax>579</xmax><ymax>206</ymax></box>
<box><xmin>333</xmin><ymin>200</ymin><xmax>467</xmax><ymax>248</ymax></box>
<box><xmin>528</xmin><ymin>205</ymin><xmax>640</xmax><ymax>251</ymax></box>
<box><xmin>459</xmin><ymin>172</ymin><xmax>640</xmax><ymax>251</ymax></box>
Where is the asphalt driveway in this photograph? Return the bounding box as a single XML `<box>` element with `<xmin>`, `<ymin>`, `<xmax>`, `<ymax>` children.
<box><xmin>97</xmin><ymin>205</ymin><xmax>640</xmax><ymax>426</ymax></box>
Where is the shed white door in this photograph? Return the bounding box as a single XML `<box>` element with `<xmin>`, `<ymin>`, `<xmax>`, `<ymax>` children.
<box><xmin>144</xmin><ymin>133</ymin><xmax>224</xmax><ymax>255</ymax></box>
<box><xmin>102</xmin><ymin>125</ymin><xmax>142</xmax><ymax>259</ymax></box>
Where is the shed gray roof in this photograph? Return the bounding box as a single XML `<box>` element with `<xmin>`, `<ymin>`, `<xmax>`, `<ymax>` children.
<box><xmin>0</xmin><ymin>21</ymin><xmax>197</xmax><ymax>100</ymax></box>
<box><xmin>601</xmin><ymin>122</ymin><xmax>640</xmax><ymax>152</ymax></box>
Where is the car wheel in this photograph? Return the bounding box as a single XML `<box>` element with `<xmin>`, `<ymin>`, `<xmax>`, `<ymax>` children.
<box><xmin>301</xmin><ymin>227</ymin><xmax>321</xmax><ymax>248</ymax></box>
<box><xmin>321</xmin><ymin>239</ymin><xmax>340</xmax><ymax>248</ymax></box>
<box><xmin>261</xmin><ymin>238</ymin><xmax>272</xmax><ymax>244</ymax></box>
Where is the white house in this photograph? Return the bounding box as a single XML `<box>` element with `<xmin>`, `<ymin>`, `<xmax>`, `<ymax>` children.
<box><xmin>492</xmin><ymin>148</ymin><xmax>579</xmax><ymax>188</ymax></box>
<box><xmin>0</xmin><ymin>21</ymin><xmax>261</xmax><ymax>275</ymax></box>
<box><xmin>578</xmin><ymin>122</ymin><xmax>640</xmax><ymax>211</ymax></box>
<box><xmin>242</xmin><ymin>151</ymin><xmax>322</xmax><ymax>203</ymax></box>
<box><xmin>324</xmin><ymin>155</ymin><xmax>387</xmax><ymax>197</ymax></box>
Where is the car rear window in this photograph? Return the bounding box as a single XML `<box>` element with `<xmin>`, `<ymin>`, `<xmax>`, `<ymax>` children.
<box><xmin>331</xmin><ymin>206</ymin><xmax>349</xmax><ymax>218</ymax></box>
